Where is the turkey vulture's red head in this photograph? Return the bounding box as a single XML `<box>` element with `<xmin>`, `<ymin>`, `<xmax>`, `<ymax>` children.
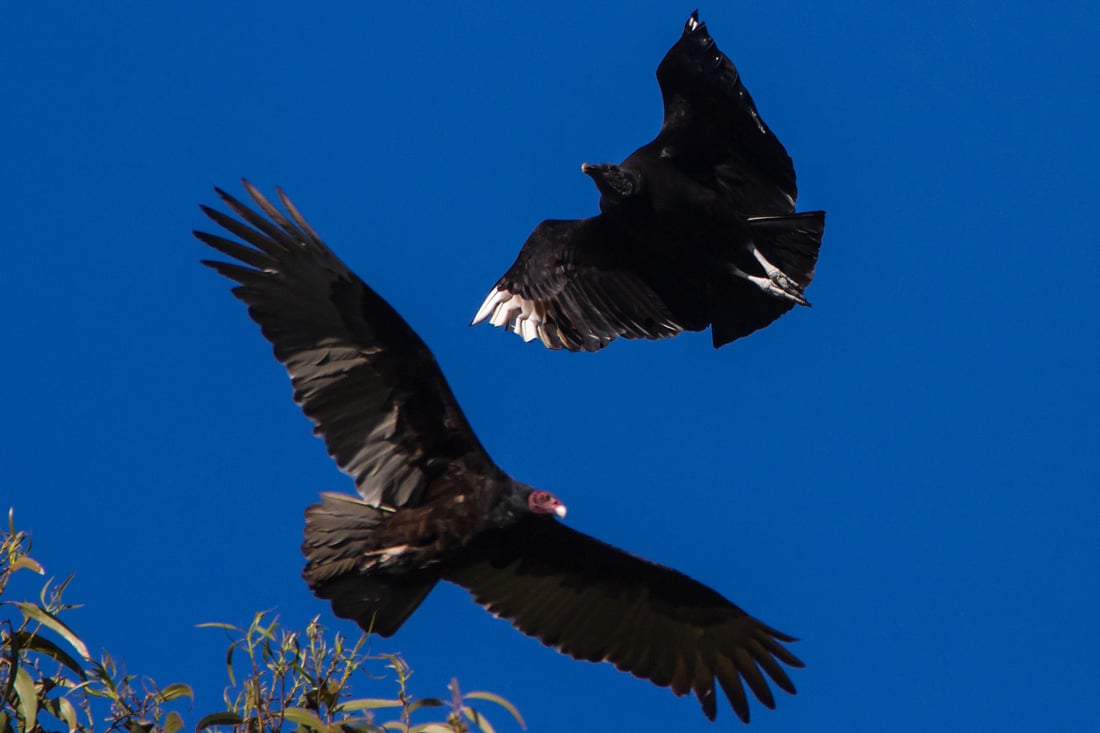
<box><xmin>528</xmin><ymin>489</ymin><xmax>567</xmax><ymax>518</ymax></box>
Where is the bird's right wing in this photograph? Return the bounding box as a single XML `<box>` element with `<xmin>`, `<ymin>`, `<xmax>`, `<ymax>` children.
<box><xmin>654</xmin><ymin>11</ymin><xmax>798</xmax><ymax>215</ymax></box>
<box><xmin>447</xmin><ymin>515</ymin><xmax>803</xmax><ymax>723</ymax></box>
<box><xmin>471</xmin><ymin>218</ymin><xmax>684</xmax><ymax>351</ymax></box>
<box><xmin>195</xmin><ymin>181</ymin><xmax>498</xmax><ymax>508</ymax></box>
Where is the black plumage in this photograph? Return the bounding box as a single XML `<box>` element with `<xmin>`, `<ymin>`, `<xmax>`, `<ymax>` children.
<box><xmin>196</xmin><ymin>182</ymin><xmax>803</xmax><ymax>723</ymax></box>
<box><xmin>473</xmin><ymin>11</ymin><xmax>825</xmax><ymax>350</ymax></box>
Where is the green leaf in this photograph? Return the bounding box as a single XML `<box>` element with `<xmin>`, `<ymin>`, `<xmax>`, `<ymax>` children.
<box><xmin>464</xmin><ymin>692</ymin><xmax>525</xmax><ymax>729</ymax></box>
<box><xmin>164</xmin><ymin>711</ymin><xmax>184</xmax><ymax>733</ymax></box>
<box><xmin>157</xmin><ymin>683</ymin><xmax>194</xmax><ymax>703</ymax></box>
<box><xmin>14</xmin><ymin>602</ymin><xmax>91</xmax><ymax>660</ymax></box>
<box><xmin>11</xmin><ymin>631</ymin><xmax>86</xmax><ymax>678</ymax></box>
<box><xmin>195</xmin><ymin>712</ymin><xmax>244</xmax><ymax>731</ymax></box>
<box><xmin>282</xmin><ymin>707</ymin><xmax>326</xmax><ymax>731</ymax></box>
<box><xmin>56</xmin><ymin>696</ymin><xmax>79</xmax><ymax>733</ymax></box>
<box><xmin>461</xmin><ymin>707</ymin><xmax>496</xmax><ymax>733</ymax></box>
<box><xmin>11</xmin><ymin>557</ymin><xmax>44</xmax><ymax>575</ymax></box>
<box><xmin>14</xmin><ymin>665</ymin><xmax>38</xmax><ymax>731</ymax></box>
<box><xmin>222</xmin><ymin>641</ymin><xmax>236</xmax><ymax>686</ymax></box>
<box><xmin>194</xmin><ymin>623</ymin><xmax>239</xmax><ymax>632</ymax></box>
<box><xmin>405</xmin><ymin>698</ymin><xmax>445</xmax><ymax>714</ymax></box>
<box><xmin>334</xmin><ymin>698</ymin><xmax>403</xmax><ymax>712</ymax></box>
<box><xmin>408</xmin><ymin>725</ymin><xmax>453</xmax><ymax>733</ymax></box>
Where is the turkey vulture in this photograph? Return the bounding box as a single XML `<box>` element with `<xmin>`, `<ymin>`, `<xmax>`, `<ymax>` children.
<box><xmin>472</xmin><ymin>11</ymin><xmax>825</xmax><ymax>350</ymax></box>
<box><xmin>195</xmin><ymin>181</ymin><xmax>804</xmax><ymax>723</ymax></box>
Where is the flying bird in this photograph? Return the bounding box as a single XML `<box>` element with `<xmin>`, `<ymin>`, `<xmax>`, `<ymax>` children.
<box><xmin>195</xmin><ymin>181</ymin><xmax>804</xmax><ymax>723</ymax></box>
<box><xmin>473</xmin><ymin>11</ymin><xmax>825</xmax><ymax>351</ymax></box>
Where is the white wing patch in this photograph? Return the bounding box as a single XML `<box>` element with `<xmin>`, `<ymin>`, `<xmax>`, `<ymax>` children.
<box><xmin>471</xmin><ymin>287</ymin><xmax>550</xmax><ymax>344</ymax></box>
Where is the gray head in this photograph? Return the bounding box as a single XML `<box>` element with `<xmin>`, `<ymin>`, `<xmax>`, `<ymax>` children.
<box><xmin>581</xmin><ymin>163</ymin><xmax>642</xmax><ymax>202</ymax></box>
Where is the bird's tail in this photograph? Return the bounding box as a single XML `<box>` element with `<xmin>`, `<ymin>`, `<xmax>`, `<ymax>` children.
<box><xmin>746</xmin><ymin>211</ymin><xmax>825</xmax><ymax>289</ymax></box>
<box><xmin>302</xmin><ymin>493</ymin><xmax>438</xmax><ymax>637</ymax></box>
<box><xmin>709</xmin><ymin>212</ymin><xmax>825</xmax><ymax>348</ymax></box>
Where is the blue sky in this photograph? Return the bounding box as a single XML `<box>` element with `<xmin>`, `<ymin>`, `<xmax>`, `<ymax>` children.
<box><xmin>4</xmin><ymin>1</ymin><xmax>1099</xmax><ymax>730</ymax></box>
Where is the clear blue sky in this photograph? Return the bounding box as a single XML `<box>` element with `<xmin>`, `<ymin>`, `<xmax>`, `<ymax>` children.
<box><xmin>4</xmin><ymin>2</ymin><xmax>1099</xmax><ymax>730</ymax></box>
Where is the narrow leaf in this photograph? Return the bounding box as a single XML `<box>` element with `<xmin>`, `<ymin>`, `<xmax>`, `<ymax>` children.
<box><xmin>157</xmin><ymin>683</ymin><xmax>194</xmax><ymax>703</ymax></box>
<box><xmin>406</xmin><ymin>698</ymin><xmax>445</xmax><ymax>714</ymax></box>
<box><xmin>335</xmin><ymin>698</ymin><xmax>403</xmax><ymax>712</ymax></box>
<box><xmin>14</xmin><ymin>666</ymin><xmax>38</xmax><ymax>731</ymax></box>
<box><xmin>11</xmin><ymin>631</ymin><xmax>86</xmax><ymax>678</ymax></box>
<box><xmin>461</xmin><ymin>707</ymin><xmax>496</xmax><ymax>733</ymax></box>
<box><xmin>164</xmin><ymin>711</ymin><xmax>184</xmax><ymax>733</ymax></box>
<box><xmin>15</xmin><ymin>602</ymin><xmax>91</xmax><ymax>660</ymax></box>
<box><xmin>195</xmin><ymin>712</ymin><xmax>244</xmax><ymax>730</ymax></box>
<box><xmin>195</xmin><ymin>623</ymin><xmax>239</xmax><ymax>632</ymax></box>
<box><xmin>282</xmin><ymin>707</ymin><xmax>326</xmax><ymax>731</ymax></box>
<box><xmin>464</xmin><ymin>692</ymin><xmax>525</xmax><ymax>729</ymax></box>
<box><xmin>57</xmin><ymin>697</ymin><xmax>79</xmax><ymax>733</ymax></box>
<box><xmin>408</xmin><ymin>725</ymin><xmax>453</xmax><ymax>733</ymax></box>
<box><xmin>224</xmin><ymin>642</ymin><xmax>236</xmax><ymax>686</ymax></box>
<box><xmin>11</xmin><ymin>557</ymin><xmax>44</xmax><ymax>575</ymax></box>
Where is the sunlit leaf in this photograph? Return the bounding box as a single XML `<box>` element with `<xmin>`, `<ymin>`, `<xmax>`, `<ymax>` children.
<box><xmin>461</xmin><ymin>707</ymin><xmax>495</xmax><ymax>733</ymax></box>
<box><xmin>14</xmin><ymin>602</ymin><xmax>91</xmax><ymax>659</ymax></box>
<box><xmin>11</xmin><ymin>557</ymin><xmax>44</xmax><ymax>575</ymax></box>
<box><xmin>157</xmin><ymin>683</ymin><xmax>194</xmax><ymax>703</ymax></box>
<box><xmin>282</xmin><ymin>707</ymin><xmax>326</xmax><ymax>731</ymax></box>
<box><xmin>195</xmin><ymin>623</ymin><xmax>239</xmax><ymax>632</ymax></box>
<box><xmin>195</xmin><ymin>711</ymin><xmax>244</xmax><ymax>730</ymax></box>
<box><xmin>14</xmin><ymin>665</ymin><xmax>38</xmax><ymax>731</ymax></box>
<box><xmin>408</xmin><ymin>725</ymin><xmax>454</xmax><ymax>733</ymax></box>
<box><xmin>56</xmin><ymin>696</ymin><xmax>79</xmax><ymax>733</ymax></box>
<box><xmin>335</xmin><ymin>698</ymin><xmax>403</xmax><ymax>712</ymax></box>
<box><xmin>11</xmin><ymin>631</ymin><xmax>86</xmax><ymax>678</ymax></box>
<box><xmin>164</xmin><ymin>711</ymin><xmax>185</xmax><ymax>733</ymax></box>
<box><xmin>464</xmin><ymin>692</ymin><xmax>525</xmax><ymax>729</ymax></box>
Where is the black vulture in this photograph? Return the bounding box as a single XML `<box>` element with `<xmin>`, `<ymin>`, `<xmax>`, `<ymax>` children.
<box><xmin>473</xmin><ymin>11</ymin><xmax>825</xmax><ymax>350</ymax></box>
<box><xmin>195</xmin><ymin>182</ymin><xmax>803</xmax><ymax>723</ymax></box>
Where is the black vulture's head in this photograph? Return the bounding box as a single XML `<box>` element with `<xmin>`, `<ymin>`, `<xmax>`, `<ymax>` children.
<box><xmin>581</xmin><ymin>163</ymin><xmax>641</xmax><ymax>203</ymax></box>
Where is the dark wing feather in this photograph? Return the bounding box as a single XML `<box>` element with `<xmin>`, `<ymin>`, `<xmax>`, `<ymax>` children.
<box><xmin>654</xmin><ymin>11</ymin><xmax>798</xmax><ymax>215</ymax></box>
<box><xmin>471</xmin><ymin>217</ymin><xmax>685</xmax><ymax>351</ymax></box>
<box><xmin>195</xmin><ymin>181</ymin><xmax>496</xmax><ymax>507</ymax></box>
<box><xmin>447</xmin><ymin>516</ymin><xmax>803</xmax><ymax>723</ymax></box>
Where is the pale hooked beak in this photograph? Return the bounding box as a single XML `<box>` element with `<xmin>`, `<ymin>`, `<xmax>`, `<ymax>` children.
<box><xmin>554</xmin><ymin>504</ymin><xmax>568</xmax><ymax>519</ymax></box>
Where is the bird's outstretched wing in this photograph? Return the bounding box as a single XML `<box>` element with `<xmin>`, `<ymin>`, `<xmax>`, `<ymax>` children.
<box><xmin>195</xmin><ymin>181</ymin><xmax>497</xmax><ymax>507</ymax></box>
<box><xmin>654</xmin><ymin>11</ymin><xmax>798</xmax><ymax>215</ymax></box>
<box><xmin>471</xmin><ymin>217</ymin><xmax>685</xmax><ymax>351</ymax></box>
<box><xmin>448</xmin><ymin>516</ymin><xmax>803</xmax><ymax>723</ymax></box>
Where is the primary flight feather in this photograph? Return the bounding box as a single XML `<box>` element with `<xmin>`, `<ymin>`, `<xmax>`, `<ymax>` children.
<box><xmin>196</xmin><ymin>181</ymin><xmax>803</xmax><ymax>723</ymax></box>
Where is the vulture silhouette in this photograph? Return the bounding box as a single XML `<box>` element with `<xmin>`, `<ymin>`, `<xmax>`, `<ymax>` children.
<box><xmin>195</xmin><ymin>181</ymin><xmax>803</xmax><ymax>722</ymax></box>
<box><xmin>473</xmin><ymin>11</ymin><xmax>825</xmax><ymax>351</ymax></box>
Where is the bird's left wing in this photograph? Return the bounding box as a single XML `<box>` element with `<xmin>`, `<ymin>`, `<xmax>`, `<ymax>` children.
<box><xmin>195</xmin><ymin>181</ymin><xmax>497</xmax><ymax>508</ymax></box>
<box><xmin>447</xmin><ymin>516</ymin><xmax>802</xmax><ymax>723</ymax></box>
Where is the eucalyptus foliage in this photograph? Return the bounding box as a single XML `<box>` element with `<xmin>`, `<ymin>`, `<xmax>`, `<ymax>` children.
<box><xmin>0</xmin><ymin>511</ymin><xmax>523</xmax><ymax>733</ymax></box>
